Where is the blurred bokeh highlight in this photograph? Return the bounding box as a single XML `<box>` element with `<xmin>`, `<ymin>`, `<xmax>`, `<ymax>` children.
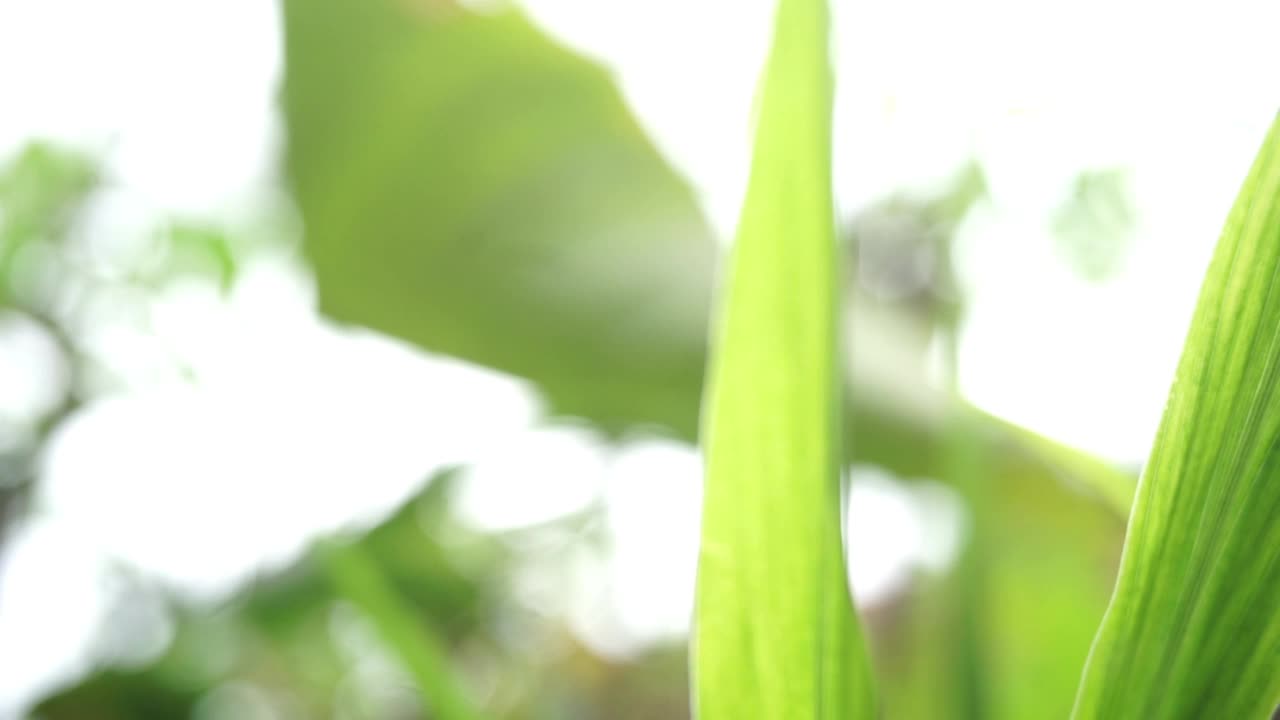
<box><xmin>0</xmin><ymin>0</ymin><xmax>1277</xmax><ymax>718</ymax></box>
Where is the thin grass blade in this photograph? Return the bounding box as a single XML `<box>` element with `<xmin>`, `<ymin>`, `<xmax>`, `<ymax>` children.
<box><xmin>321</xmin><ymin>541</ymin><xmax>483</xmax><ymax>720</ymax></box>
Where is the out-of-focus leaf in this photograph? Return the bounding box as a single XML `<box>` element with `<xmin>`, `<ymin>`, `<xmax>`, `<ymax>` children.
<box><xmin>1052</xmin><ymin>168</ymin><xmax>1135</xmax><ymax>283</ymax></box>
<box><xmin>982</xmin><ymin>479</ymin><xmax>1121</xmax><ymax>718</ymax></box>
<box><xmin>1073</xmin><ymin>115</ymin><xmax>1280</xmax><ymax>718</ymax></box>
<box><xmin>32</xmin><ymin>476</ymin><xmax>500</xmax><ymax>719</ymax></box>
<box><xmin>873</xmin><ymin>469</ymin><xmax>1122</xmax><ymax>719</ymax></box>
<box><xmin>281</xmin><ymin>0</ymin><xmax>1132</xmax><ymax>515</ymax></box>
<box><xmin>858</xmin><ymin>159</ymin><xmax>1130</xmax><ymax>719</ymax></box>
<box><xmin>282</xmin><ymin>0</ymin><xmax>716</xmax><ymax>437</ymax></box>
<box><xmin>322</xmin><ymin>540</ymin><xmax>482</xmax><ymax>720</ymax></box>
<box><xmin>0</xmin><ymin>143</ymin><xmax>96</xmax><ymax>305</ymax></box>
<box><xmin>159</xmin><ymin>222</ymin><xmax>239</xmax><ymax>292</ymax></box>
<box><xmin>692</xmin><ymin>0</ymin><xmax>874</xmax><ymax>717</ymax></box>
<box><xmin>995</xmin><ymin>417</ymin><xmax>1136</xmax><ymax>515</ymax></box>
<box><xmin>31</xmin><ymin>668</ymin><xmax>205</xmax><ymax>720</ymax></box>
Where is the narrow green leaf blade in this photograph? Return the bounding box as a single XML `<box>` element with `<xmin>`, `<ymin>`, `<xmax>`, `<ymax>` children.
<box><xmin>321</xmin><ymin>541</ymin><xmax>483</xmax><ymax>720</ymax></box>
<box><xmin>1073</xmin><ymin>115</ymin><xmax>1280</xmax><ymax>719</ymax></box>
<box><xmin>693</xmin><ymin>0</ymin><xmax>874</xmax><ymax>717</ymax></box>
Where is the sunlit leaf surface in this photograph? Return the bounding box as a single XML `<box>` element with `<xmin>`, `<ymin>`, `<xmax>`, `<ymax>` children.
<box><xmin>692</xmin><ymin>0</ymin><xmax>874</xmax><ymax>717</ymax></box>
<box><xmin>1073</xmin><ymin>115</ymin><xmax>1280</xmax><ymax>719</ymax></box>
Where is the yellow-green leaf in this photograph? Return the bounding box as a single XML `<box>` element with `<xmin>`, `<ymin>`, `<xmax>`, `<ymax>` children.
<box><xmin>692</xmin><ymin>0</ymin><xmax>875</xmax><ymax>717</ymax></box>
<box><xmin>1073</xmin><ymin>114</ymin><xmax>1280</xmax><ymax>718</ymax></box>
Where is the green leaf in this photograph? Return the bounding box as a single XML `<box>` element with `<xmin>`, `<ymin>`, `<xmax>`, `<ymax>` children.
<box><xmin>0</xmin><ymin>143</ymin><xmax>96</xmax><ymax>307</ymax></box>
<box><xmin>281</xmin><ymin>0</ymin><xmax>1132</xmax><ymax>524</ymax></box>
<box><xmin>1073</xmin><ymin>115</ymin><xmax>1280</xmax><ymax>718</ymax></box>
<box><xmin>282</xmin><ymin>0</ymin><xmax>717</xmax><ymax>438</ymax></box>
<box><xmin>692</xmin><ymin>0</ymin><xmax>874</xmax><ymax>717</ymax></box>
<box><xmin>321</xmin><ymin>540</ymin><xmax>483</xmax><ymax>720</ymax></box>
<box><xmin>873</xmin><ymin>469</ymin><xmax>1122</xmax><ymax>720</ymax></box>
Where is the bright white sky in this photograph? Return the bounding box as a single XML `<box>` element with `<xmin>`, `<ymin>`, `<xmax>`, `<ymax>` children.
<box><xmin>0</xmin><ymin>0</ymin><xmax>1278</xmax><ymax>715</ymax></box>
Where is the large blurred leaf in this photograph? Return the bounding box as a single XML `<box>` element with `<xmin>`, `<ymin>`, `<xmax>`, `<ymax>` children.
<box><xmin>1051</xmin><ymin>168</ymin><xmax>1135</xmax><ymax>283</ymax></box>
<box><xmin>692</xmin><ymin>0</ymin><xmax>874</xmax><ymax>717</ymax></box>
<box><xmin>283</xmin><ymin>0</ymin><xmax>716</xmax><ymax>437</ymax></box>
<box><xmin>1073</xmin><ymin>115</ymin><xmax>1280</xmax><ymax>718</ymax></box>
<box><xmin>873</xmin><ymin>470</ymin><xmax>1122</xmax><ymax>719</ymax></box>
<box><xmin>282</xmin><ymin>0</ymin><xmax>1133</xmax><ymax>515</ymax></box>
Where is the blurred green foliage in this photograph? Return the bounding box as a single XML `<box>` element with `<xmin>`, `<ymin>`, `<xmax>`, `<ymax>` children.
<box><xmin>1052</xmin><ymin>168</ymin><xmax>1136</xmax><ymax>283</ymax></box>
<box><xmin>0</xmin><ymin>0</ymin><xmax>1163</xmax><ymax>718</ymax></box>
<box><xmin>0</xmin><ymin>143</ymin><xmax>97</xmax><ymax>307</ymax></box>
<box><xmin>283</xmin><ymin>0</ymin><xmax>716</xmax><ymax>439</ymax></box>
<box><xmin>34</xmin><ymin>475</ymin><xmax>693</xmax><ymax>719</ymax></box>
<box><xmin>0</xmin><ymin>144</ymin><xmax>254</xmax><ymax>544</ymax></box>
<box><xmin>284</xmin><ymin>0</ymin><xmax>1132</xmax><ymax>511</ymax></box>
